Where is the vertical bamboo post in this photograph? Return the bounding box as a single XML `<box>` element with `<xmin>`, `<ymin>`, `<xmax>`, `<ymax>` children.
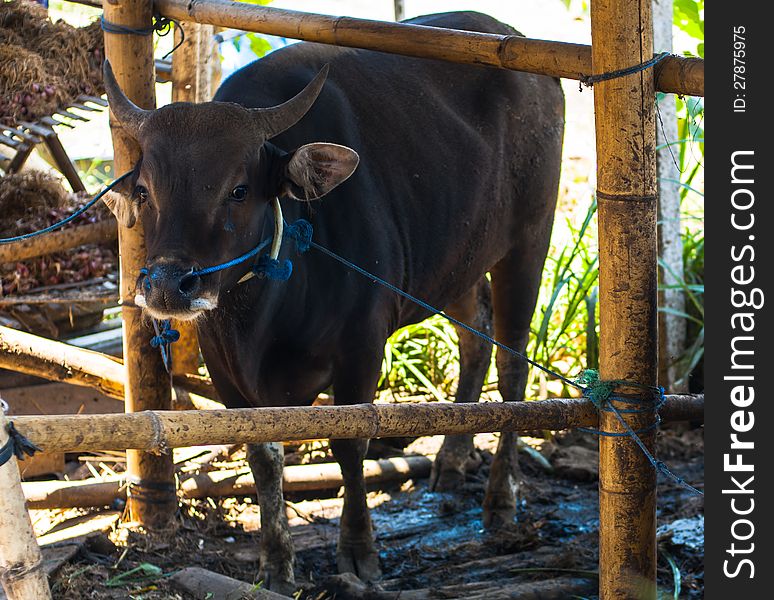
<box><xmin>0</xmin><ymin>411</ymin><xmax>52</xmax><ymax>599</ymax></box>
<box><xmin>103</xmin><ymin>1</ymin><xmax>177</xmax><ymax>529</ymax></box>
<box><xmin>591</xmin><ymin>0</ymin><xmax>659</xmax><ymax>597</ymax></box>
<box><xmin>169</xmin><ymin>21</ymin><xmax>220</xmax><ymax>378</ymax></box>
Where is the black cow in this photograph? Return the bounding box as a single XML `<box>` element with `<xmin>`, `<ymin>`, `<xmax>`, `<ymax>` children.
<box><xmin>103</xmin><ymin>11</ymin><xmax>564</xmax><ymax>594</ymax></box>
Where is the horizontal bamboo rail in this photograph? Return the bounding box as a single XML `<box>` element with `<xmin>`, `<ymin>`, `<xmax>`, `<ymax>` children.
<box><xmin>12</xmin><ymin>395</ymin><xmax>702</xmax><ymax>453</ymax></box>
<box><xmin>22</xmin><ymin>455</ymin><xmax>433</xmax><ymax>509</ymax></box>
<box><xmin>155</xmin><ymin>0</ymin><xmax>703</xmax><ymax>97</ymax></box>
<box><xmin>0</xmin><ymin>326</ymin><xmax>220</xmax><ymax>402</ymax></box>
<box><xmin>0</xmin><ymin>325</ymin><xmax>125</xmax><ymax>400</ymax></box>
<box><xmin>0</xmin><ymin>221</ymin><xmax>117</xmax><ymax>264</ymax></box>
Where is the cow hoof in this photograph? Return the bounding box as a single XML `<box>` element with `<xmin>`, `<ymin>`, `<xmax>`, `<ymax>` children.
<box><xmin>431</xmin><ymin>435</ymin><xmax>478</xmax><ymax>492</ymax></box>
<box><xmin>482</xmin><ymin>490</ymin><xmax>518</xmax><ymax>530</ymax></box>
<box><xmin>337</xmin><ymin>544</ymin><xmax>382</xmax><ymax>582</ymax></box>
<box><xmin>430</xmin><ymin>462</ymin><xmax>466</xmax><ymax>492</ymax></box>
<box><xmin>258</xmin><ymin>566</ymin><xmax>296</xmax><ymax>596</ymax></box>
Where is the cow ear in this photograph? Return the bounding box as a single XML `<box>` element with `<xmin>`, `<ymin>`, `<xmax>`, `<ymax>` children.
<box><xmin>281</xmin><ymin>143</ymin><xmax>359</xmax><ymax>201</ymax></box>
<box><xmin>102</xmin><ymin>189</ymin><xmax>137</xmax><ymax>229</ymax></box>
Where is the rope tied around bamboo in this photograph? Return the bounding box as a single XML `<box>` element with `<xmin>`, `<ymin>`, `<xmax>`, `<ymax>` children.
<box><xmin>575</xmin><ymin>369</ymin><xmax>703</xmax><ymax>496</ymax></box>
<box><xmin>99</xmin><ymin>13</ymin><xmax>185</xmax><ymax>59</ymax></box>
<box><xmin>578</xmin><ymin>51</ymin><xmax>671</xmax><ymax>91</ymax></box>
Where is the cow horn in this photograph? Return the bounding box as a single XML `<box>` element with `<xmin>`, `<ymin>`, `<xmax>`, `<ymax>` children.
<box><xmin>251</xmin><ymin>65</ymin><xmax>329</xmax><ymax>139</ymax></box>
<box><xmin>103</xmin><ymin>60</ymin><xmax>152</xmax><ymax>140</ymax></box>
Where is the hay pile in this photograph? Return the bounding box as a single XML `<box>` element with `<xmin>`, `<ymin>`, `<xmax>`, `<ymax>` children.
<box><xmin>0</xmin><ymin>170</ymin><xmax>116</xmax><ymax>298</ymax></box>
<box><xmin>0</xmin><ymin>0</ymin><xmax>104</xmax><ymax>125</ymax></box>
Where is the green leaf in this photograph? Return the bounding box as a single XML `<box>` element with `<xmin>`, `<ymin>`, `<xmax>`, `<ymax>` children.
<box><xmin>248</xmin><ymin>33</ymin><xmax>273</xmax><ymax>58</ymax></box>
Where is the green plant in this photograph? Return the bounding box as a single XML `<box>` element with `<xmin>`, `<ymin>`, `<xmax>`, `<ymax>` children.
<box><xmin>379</xmin><ymin>317</ymin><xmax>460</xmax><ymax>401</ymax></box>
<box><xmin>526</xmin><ymin>199</ymin><xmax>599</xmax><ymax>397</ymax></box>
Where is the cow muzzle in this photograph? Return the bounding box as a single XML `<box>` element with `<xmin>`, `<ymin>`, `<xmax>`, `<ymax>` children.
<box><xmin>135</xmin><ymin>258</ymin><xmax>217</xmax><ymax>320</ymax></box>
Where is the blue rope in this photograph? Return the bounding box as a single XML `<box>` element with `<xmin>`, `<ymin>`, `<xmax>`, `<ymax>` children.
<box><xmin>580</xmin><ymin>52</ymin><xmax>671</xmax><ymax>88</ymax></box>
<box><xmin>282</xmin><ymin>219</ymin><xmax>703</xmax><ymax>497</ymax></box>
<box><xmin>191</xmin><ymin>238</ymin><xmax>273</xmax><ymax>277</ymax></box>
<box><xmin>0</xmin><ymin>172</ymin><xmax>132</xmax><ymax>245</ymax></box>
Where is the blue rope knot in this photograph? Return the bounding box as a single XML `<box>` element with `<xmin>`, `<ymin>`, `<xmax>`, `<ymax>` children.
<box><xmin>150</xmin><ymin>319</ymin><xmax>180</xmax><ymax>348</ymax></box>
<box><xmin>0</xmin><ymin>422</ymin><xmax>41</xmax><ymax>467</ymax></box>
<box><xmin>254</xmin><ymin>256</ymin><xmax>293</xmax><ymax>281</ymax></box>
<box><xmin>150</xmin><ymin>319</ymin><xmax>179</xmax><ymax>373</ymax></box>
<box><xmin>284</xmin><ymin>219</ymin><xmax>314</xmax><ymax>254</ymax></box>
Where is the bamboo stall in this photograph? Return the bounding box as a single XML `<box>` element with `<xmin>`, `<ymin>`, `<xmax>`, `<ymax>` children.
<box><xmin>102</xmin><ymin>0</ymin><xmax>176</xmax><ymax>529</ymax></box>
<box><xmin>0</xmin><ymin>0</ymin><xmax>706</xmax><ymax>597</ymax></box>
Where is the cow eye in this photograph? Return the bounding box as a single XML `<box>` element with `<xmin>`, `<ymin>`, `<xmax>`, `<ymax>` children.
<box><xmin>134</xmin><ymin>186</ymin><xmax>149</xmax><ymax>204</ymax></box>
<box><xmin>229</xmin><ymin>185</ymin><xmax>248</xmax><ymax>201</ymax></box>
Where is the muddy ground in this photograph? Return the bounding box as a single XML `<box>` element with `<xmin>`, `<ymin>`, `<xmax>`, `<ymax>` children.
<box><xmin>42</xmin><ymin>427</ymin><xmax>704</xmax><ymax>599</ymax></box>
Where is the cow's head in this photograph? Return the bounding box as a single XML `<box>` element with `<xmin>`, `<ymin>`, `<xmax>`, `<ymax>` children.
<box><xmin>103</xmin><ymin>61</ymin><xmax>359</xmax><ymax>321</ymax></box>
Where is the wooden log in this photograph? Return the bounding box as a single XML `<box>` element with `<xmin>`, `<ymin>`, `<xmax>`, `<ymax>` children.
<box><xmin>591</xmin><ymin>0</ymin><xmax>659</xmax><ymax>597</ymax></box>
<box><xmin>155</xmin><ymin>0</ymin><xmax>703</xmax><ymax>97</ymax></box>
<box><xmin>0</xmin><ymin>411</ymin><xmax>52</xmax><ymax>599</ymax></box>
<box><xmin>0</xmin><ymin>326</ymin><xmax>125</xmax><ymax>400</ymax></box>
<box><xmin>22</xmin><ymin>455</ymin><xmax>433</xmax><ymax>509</ymax></box>
<box><xmin>10</xmin><ymin>395</ymin><xmax>703</xmax><ymax>454</ymax></box>
<box><xmin>103</xmin><ymin>0</ymin><xmax>176</xmax><ymax>530</ymax></box>
<box><xmin>0</xmin><ymin>221</ymin><xmax>117</xmax><ymax>264</ymax></box>
<box><xmin>170</xmin><ymin>567</ymin><xmax>291</xmax><ymax>599</ymax></box>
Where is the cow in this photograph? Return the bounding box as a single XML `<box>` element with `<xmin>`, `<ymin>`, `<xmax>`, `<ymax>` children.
<box><xmin>102</xmin><ymin>11</ymin><xmax>564</xmax><ymax>594</ymax></box>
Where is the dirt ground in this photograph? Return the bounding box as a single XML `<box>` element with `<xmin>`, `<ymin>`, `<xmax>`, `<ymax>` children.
<box><xmin>37</xmin><ymin>425</ymin><xmax>704</xmax><ymax>600</ymax></box>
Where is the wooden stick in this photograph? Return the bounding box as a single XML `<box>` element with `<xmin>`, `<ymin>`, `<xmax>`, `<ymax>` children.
<box><xmin>0</xmin><ymin>411</ymin><xmax>52</xmax><ymax>599</ymax></box>
<box><xmin>0</xmin><ymin>221</ymin><xmax>117</xmax><ymax>264</ymax></box>
<box><xmin>10</xmin><ymin>395</ymin><xmax>703</xmax><ymax>454</ymax></box>
<box><xmin>0</xmin><ymin>325</ymin><xmax>125</xmax><ymax>400</ymax></box>
<box><xmin>103</xmin><ymin>0</ymin><xmax>176</xmax><ymax>530</ymax></box>
<box><xmin>22</xmin><ymin>456</ymin><xmax>433</xmax><ymax>509</ymax></box>
<box><xmin>155</xmin><ymin>0</ymin><xmax>703</xmax><ymax>97</ymax></box>
<box><xmin>591</xmin><ymin>0</ymin><xmax>659</xmax><ymax>597</ymax></box>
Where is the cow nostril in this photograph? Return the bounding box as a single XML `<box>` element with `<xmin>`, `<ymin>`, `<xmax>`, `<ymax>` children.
<box><xmin>178</xmin><ymin>272</ymin><xmax>201</xmax><ymax>296</ymax></box>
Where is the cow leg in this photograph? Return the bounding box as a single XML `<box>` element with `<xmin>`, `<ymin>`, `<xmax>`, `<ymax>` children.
<box><xmin>330</xmin><ymin>438</ymin><xmax>381</xmax><ymax>580</ymax></box>
<box><xmin>484</xmin><ymin>243</ymin><xmax>548</xmax><ymax>529</ymax></box>
<box><xmin>431</xmin><ymin>277</ymin><xmax>493</xmax><ymax>492</ymax></box>
<box><xmin>246</xmin><ymin>442</ymin><xmax>295</xmax><ymax>595</ymax></box>
<box><xmin>330</xmin><ymin>352</ymin><xmax>383</xmax><ymax>581</ymax></box>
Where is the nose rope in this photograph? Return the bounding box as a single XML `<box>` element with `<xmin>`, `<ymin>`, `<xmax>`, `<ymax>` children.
<box><xmin>140</xmin><ymin>199</ymin><xmax>299</xmax><ymax>370</ymax></box>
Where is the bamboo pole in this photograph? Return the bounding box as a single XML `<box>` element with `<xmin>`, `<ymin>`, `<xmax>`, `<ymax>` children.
<box><xmin>0</xmin><ymin>221</ymin><xmax>117</xmax><ymax>264</ymax></box>
<box><xmin>154</xmin><ymin>0</ymin><xmax>703</xmax><ymax>97</ymax></box>
<box><xmin>0</xmin><ymin>411</ymin><xmax>52</xmax><ymax>599</ymax></box>
<box><xmin>10</xmin><ymin>395</ymin><xmax>703</xmax><ymax>454</ymax></box>
<box><xmin>591</xmin><ymin>0</ymin><xmax>659</xmax><ymax>596</ymax></box>
<box><xmin>103</xmin><ymin>0</ymin><xmax>176</xmax><ymax>529</ymax></box>
<box><xmin>0</xmin><ymin>325</ymin><xmax>125</xmax><ymax>399</ymax></box>
<box><xmin>22</xmin><ymin>455</ymin><xmax>434</xmax><ymax>509</ymax></box>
